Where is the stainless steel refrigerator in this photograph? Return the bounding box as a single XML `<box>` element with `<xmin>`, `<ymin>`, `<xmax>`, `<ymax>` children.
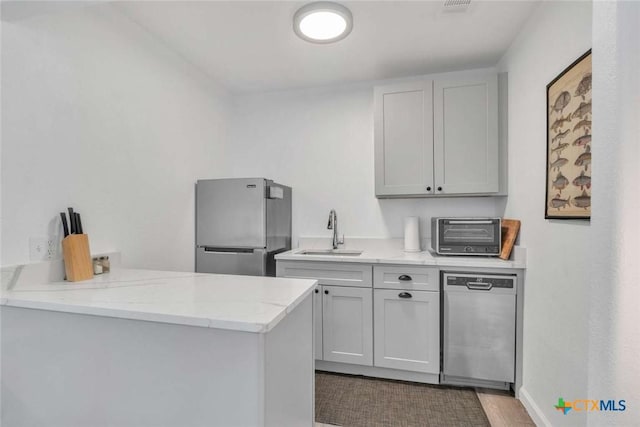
<box><xmin>195</xmin><ymin>178</ymin><xmax>292</xmax><ymax>276</ymax></box>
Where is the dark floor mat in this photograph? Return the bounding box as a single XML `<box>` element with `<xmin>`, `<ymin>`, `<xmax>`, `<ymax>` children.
<box><xmin>315</xmin><ymin>371</ymin><xmax>490</xmax><ymax>427</ymax></box>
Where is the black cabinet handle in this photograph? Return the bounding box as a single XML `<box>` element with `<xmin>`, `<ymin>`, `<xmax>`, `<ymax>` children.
<box><xmin>324</xmin><ymin>289</ymin><xmax>329</xmax><ymax>295</ymax></box>
<box><xmin>315</xmin><ymin>289</ymin><xmax>319</xmax><ymax>293</ymax></box>
<box><xmin>398</xmin><ymin>275</ymin><xmax>412</xmax><ymax>281</ymax></box>
<box><xmin>426</xmin><ymin>186</ymin><xmax>431</xmax><ymax>191</ymax></box>
<box><xmin>437</xmin><ymin>186</ymin><xmax>443</xmax><ymax>192</ymax></box>
<box><xmin>399</xmin><ymin>292</ymin><xmax>412</xmax><ymax>299</ymax></box>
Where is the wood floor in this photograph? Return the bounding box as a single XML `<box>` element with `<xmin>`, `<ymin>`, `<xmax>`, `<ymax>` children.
<box><xmin>315</xmin><ymin>387</ymin><xmax>535</xmax><ymax>427</ymax></box>
<box><xmin>476</xmin><ymin>388</ymin><xmax>535</xmax><ymax>427</ymax></box>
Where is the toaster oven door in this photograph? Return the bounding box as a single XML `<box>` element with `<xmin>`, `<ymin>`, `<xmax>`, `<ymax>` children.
<box><xmin>437</xmin><ymin>219</ymin><xmax>501</xmax><ymax>255</ymax></box>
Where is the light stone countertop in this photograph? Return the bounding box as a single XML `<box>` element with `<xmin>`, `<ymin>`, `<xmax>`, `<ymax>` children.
<box><xmin>276</xmin><ymin>238</ymin><xmax>526</xmax><ymax>270</ymax></box>
<box><xmin>0</xmin><ymin>267</ymin><xmax>316</xmax><ymax>333</ymax></box>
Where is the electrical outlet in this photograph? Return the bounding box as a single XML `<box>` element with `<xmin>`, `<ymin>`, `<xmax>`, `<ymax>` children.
<box><xmin>29</xmin><ymin>236</ymin><xmax>58</xmax><ymax>262</ymax></box>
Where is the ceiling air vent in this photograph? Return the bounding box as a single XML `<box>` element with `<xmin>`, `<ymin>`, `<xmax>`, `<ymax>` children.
<box><xmin>443</xmin><ymin>0</ymin><xmax>471</xmax><ymax>12</ymax></box>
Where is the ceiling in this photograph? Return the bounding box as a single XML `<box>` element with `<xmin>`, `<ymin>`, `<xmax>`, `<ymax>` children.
<box><xmin>4</xmin><ymin>1</ymin><xmax>540</xmax><ymax>93</ymax></box>
<box><xmin>112</xmin><ymin>1</ymin><xmax>539</xmax><ymax>93</ymax></box>
<box><xmin>1</xmin><ymin>1</ymin><xmax>106</xmax><ymax>22</ymax></box>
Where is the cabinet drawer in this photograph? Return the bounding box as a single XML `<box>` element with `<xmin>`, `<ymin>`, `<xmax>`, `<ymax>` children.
<box><xmin>373</xmin><ymin>266</ymin><xmax>438</xmax><ymax>291</ymax></box>
<box><xmin>277</xmin><ymin>261</ymin><xmax>372</xmax><ymax>288</ymax></box>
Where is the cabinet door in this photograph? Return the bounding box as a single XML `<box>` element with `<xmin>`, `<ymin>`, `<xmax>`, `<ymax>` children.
<box><xmin>433</xmin><ymin>73</ymin><xmax>499</xmax><ymax>194</ymax></box>
<box><xmin>374</xmin><ymin>289</ymin><xmax>439</xmax><ymax>373</ymax></box>
<box><xmin>313</xmin><ymin>285</ymin><xmax>323</xmax><ymax>360</ymax></box>
<box><xmin>374</xmin><ymin>81</ymin><xmax>434</xmax><ymax>197</ymax></box>
<box><xmin>322</xmin><ymin>286</ymin><xmax>373</xmax><ymax>366</ymax></box>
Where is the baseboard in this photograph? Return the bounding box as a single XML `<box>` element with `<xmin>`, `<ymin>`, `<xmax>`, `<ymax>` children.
<box><xmin>315</xmin><ymin>360</ymin><xmax>439</xmax><ymax>385</ymax></box>
<box><xmin>518</xmin><ymin>386</ymin><xmax>551</xmax><ymax>427</ymax></box>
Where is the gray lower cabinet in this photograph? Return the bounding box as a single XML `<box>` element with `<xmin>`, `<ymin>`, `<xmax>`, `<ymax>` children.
<box><xmin>277</xmin><ymin>261</ymin><xmax>438</xmax><ymax>373</ymax></box>
<box><xmin>313</xmin><ymin>285</ymin><xmax>323</xmax><ymax>360</ymax></box>
<box><xmin>322</xmin><ymin>285</ymin><xmax>373</xmax><ymax>366</ymax></box>
<box><xmin>276</xmin><ymin>261</ymin><xmax>374</xmax><ymax>366</ymax></box>
<box><xmin>373</xmin><ymin>289</ymin><xmax>440</xmax><ymax>374</ymax></box>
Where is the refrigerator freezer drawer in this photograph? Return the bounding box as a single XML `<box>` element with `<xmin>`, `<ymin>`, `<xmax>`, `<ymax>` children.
<box><xmin>196</xmin><ymin>247</ymin><xmax>266</xmax><ymax>276</ymax></box>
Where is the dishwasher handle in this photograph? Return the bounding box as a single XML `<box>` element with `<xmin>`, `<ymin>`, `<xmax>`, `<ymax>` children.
<box><xmin>466</xmin><ymin>281</ymin><xmax>493</xmax><ymax>291</ymax></box>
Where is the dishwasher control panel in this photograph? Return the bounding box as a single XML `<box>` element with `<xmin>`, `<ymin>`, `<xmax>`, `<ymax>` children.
<box><xmin>445</xmin><ymin>274</ymin><xmax>514</xmax><ymax>289</ymax></box>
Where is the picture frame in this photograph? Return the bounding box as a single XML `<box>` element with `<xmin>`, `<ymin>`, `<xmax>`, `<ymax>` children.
<box><xmin>545</xmin><ymin>49</ymin><xmax>592</xmax><ymax>220</ymax></box>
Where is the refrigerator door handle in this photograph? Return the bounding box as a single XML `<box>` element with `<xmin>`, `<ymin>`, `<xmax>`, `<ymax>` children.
<box><xmin>201</xmin><ymin>247</ymin><xmax>256</xmax><ymax>254</ymax></box>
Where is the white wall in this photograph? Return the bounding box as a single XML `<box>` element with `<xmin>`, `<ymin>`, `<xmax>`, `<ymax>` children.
<box><xmin>227</xmin><ymin>83</ymin><xmax>501</xmax><ymax>245</ymax></box>
<box><xmin>497</xmin><ymin>1</ymin><xmax>592</xmax><ymax>425</ymax></box>
<box><xmin>1</xmin><ymin>4</ymin><xmax>229</xmax><ymax>270</ymax></box>
<box><xmin>589</xmin><ymin>1</ymin><xmax>640</xmax><ymax>425</ymax></box>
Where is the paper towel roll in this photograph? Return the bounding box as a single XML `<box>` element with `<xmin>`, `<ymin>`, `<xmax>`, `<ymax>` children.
<box><xmin>404</xmin><ymin>217</ymin><xmax>421</xmax><ymax>252</ymax></box>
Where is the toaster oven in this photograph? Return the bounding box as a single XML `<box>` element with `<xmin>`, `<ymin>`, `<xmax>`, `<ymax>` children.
<box><xmin>431</xmin><ymin>218</ymin><xmax>501</xmax><ymax>256</ymax></box>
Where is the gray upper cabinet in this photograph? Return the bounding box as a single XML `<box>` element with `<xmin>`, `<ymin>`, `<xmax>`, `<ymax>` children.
<box><xmin>434</xmin><ymin>73</ymin><xmax>499</xmax><ymax>195</ymax></box>
<box><xmin>374</xmin><ymin>81</ymin><xmax>434</xmax><ymax>197</ymax></box>
<box><xmin>374</xmin><ymin>71</ymin><xmax>501</xmax><ymax>198</ymax></box>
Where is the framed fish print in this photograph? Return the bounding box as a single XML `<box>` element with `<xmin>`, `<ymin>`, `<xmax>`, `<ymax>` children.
<box><xmin>545</xmin><ymin>49</ymin><xmax>592</xmax><ymax>219</ymax></box>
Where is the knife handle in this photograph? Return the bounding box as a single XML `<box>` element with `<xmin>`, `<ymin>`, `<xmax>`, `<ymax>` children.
<box><xmin>76</xmin><ymin>213</ymin><xmax>83</xmax><ymax>234</ymax></box>
<box><xmin>60</xmin><ymin>212</ymin><xmax>69</xmax><ymax>237</ymax></box>
<box><xmin>68</xmin><ymin>207</ymin><xmax>76</xmax><ymax>234</ymax></box>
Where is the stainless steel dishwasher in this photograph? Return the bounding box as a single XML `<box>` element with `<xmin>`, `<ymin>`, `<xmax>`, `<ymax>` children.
<box><xmin>442</xmin><ymin>272</ymin><xmax>516</xmax><ymax>390</ymax></box>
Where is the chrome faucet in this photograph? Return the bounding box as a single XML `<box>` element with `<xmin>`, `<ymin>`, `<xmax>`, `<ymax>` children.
<box><xmin>327</xmin><ymin>209</ymin><xmax>345</xmax><ymax>250</ymax></box>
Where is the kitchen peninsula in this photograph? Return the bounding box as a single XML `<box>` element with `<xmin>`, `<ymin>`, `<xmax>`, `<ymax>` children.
<box><xmin>0</xmin><ymin>267</ymin><xmax>316</xmax><ymax>427</ymax></box>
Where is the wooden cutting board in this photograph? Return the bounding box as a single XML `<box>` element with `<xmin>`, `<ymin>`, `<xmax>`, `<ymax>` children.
<box><xmin>500</xmin><ymin>219</ymin><xmax>521</xmax><ymax>260</ymax></box>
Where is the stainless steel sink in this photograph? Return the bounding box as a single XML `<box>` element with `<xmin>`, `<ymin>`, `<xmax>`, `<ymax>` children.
<box><xmin>297</xmin><ymin>249</ymin><xmax>363</xmax><ymax>256</ymax></box>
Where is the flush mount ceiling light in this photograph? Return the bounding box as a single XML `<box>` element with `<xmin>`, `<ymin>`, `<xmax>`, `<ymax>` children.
<box><xmin>293</xmin><ymin>2</ymin><xmax>353</xmax><ymax>44</ymax></box>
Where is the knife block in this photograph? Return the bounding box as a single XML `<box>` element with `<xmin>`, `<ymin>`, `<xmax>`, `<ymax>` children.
<box><xmin>62</xmin><ymin>234</ymin><xmax>94</xmax><ymax>282</ymax></box>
